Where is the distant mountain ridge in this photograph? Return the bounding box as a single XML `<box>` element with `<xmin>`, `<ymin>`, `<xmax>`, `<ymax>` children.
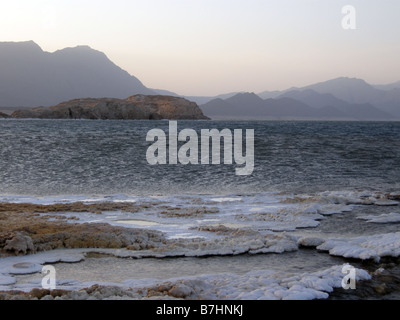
<box><xmin>201</xmin><ymin>90</ymin><xmax>396</xmax><ymax>121</ymax></box>
<box><xmin>0</xmin><ymin>41</ymin><xmax>154</xmax><ymax>108</ymax></box>
<box><xmin>201</xmin><ymin>77</ymin><xmax>400</xmax><ymax>120</ymax></box>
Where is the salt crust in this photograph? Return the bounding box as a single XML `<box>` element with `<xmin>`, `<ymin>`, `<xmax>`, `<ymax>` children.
<box><xmin>357</xmin><ymin>212</ymin><xmax>400</xmax><ymax>224</ymax></box>
<box><xmin>0</xmin><ymin>190</ymin><xmax>398</xmax><ymax>299</ymax></box>
<box><xmin>148</xmin><ymin>264</ymin><xmax>372</xmax><ymax>300</ymax></box>
<box><xmin>2</xmin><ymin>264</ymin><xmax>371</xmax><ymax>300</ymax></box>
<box><xmin>316</xmin><ymin>232</ymin><xmax>400</xmax><ymax>261</ymax></box>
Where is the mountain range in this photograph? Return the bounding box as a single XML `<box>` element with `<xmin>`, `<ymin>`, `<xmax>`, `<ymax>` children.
<box><xmin>1</xmin><ymin>41</ymin><xmax>400</xmax><ymax>120</ymax></box>
<box><xmin>201</xmin><ymin>78</ymin><xmax>400</xmax><ymax>120</ymax></box>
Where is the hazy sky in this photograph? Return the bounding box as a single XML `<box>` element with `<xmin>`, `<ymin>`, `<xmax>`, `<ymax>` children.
<box><xmin>1</xmin><ymin>0</ymin><xmax>399</xmax><ymax>96</ymax></box>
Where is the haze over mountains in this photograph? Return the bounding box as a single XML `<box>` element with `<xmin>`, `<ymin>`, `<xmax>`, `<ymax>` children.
<box><xmin>202</xmin><ymin>78</ymin><xmax>400</xmax><ymax>120</ymax></box>
<box><xmin>0</xmin><ymin>41</ymin><xmax>153</xmax><ymax>108</ymax></box>
<box><xmin>1</xmin><ymin>41</ymin><xmax>400</xmax><ymax>120</ymax></box>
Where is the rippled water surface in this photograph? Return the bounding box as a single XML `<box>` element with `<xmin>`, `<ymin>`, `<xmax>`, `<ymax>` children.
<box><xmin>1</xmin><ymin>120</ymin><xmax>400</xmax><ymax>196</ymax></box>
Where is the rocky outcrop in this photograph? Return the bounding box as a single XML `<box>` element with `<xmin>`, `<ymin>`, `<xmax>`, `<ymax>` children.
<box><xmin>0</xmin><ymin>112</ymin><xmax>9</xmax><ymax>118</ymax></box>
<box><xmin>3</xmin><ymin>232</ymin><xmax>35</xmax><ymax>255</ymax></box>
<box><xmin>11</xmin><ymin>95</ymin><xmax>210</xmax><ymax>120</ymax></box>
<box><xmin>126</xmin><ymin>95</ymin><xmax>210</xmax><ymax>120</ymax></box>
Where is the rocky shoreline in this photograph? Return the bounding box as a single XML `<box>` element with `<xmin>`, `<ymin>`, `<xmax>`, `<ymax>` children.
<box><xmin>1</xmin><ymin>193</ymin><xmax>400</xmax><ymax>301</ymax></box>
<box><xmin>1</xmin><ymin>257</ymin><xmax>399</xmax><ymax>300</ymax></box>
<box><xmin>0</xmin><ymin>202</ymin><xmax>166</xmax><ymax>257</ymax></box>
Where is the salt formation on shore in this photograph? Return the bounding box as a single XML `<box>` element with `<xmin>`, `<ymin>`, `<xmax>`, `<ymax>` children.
<box><xmin>0</xmin><ymin>264</ymin><xmax>371</xmax><ymax>300</ymax></box>
<box><xmin>316</xmin><ymin>232</ymin><xmax>400</xmax><ymax>262</ymax></box>
<box><xmin>0</xmin><ymin>189</ymin><xmax>399</xmax><ymax>300</ymax></box>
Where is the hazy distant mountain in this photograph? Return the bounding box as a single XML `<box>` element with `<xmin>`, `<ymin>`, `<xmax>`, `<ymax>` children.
<box><xmin>149</xmin><ymin>90</ymin><xmax>243</xmax><ymax>105</ymax></box>
<box><xmin>200</xmin><ymin>98</ymin><xmax>240</xmax><ymax>120</ymax></box>
<box><xmin>299</xmin><ymin>77</ymin><xmax>384</xmax><ymax>105</ymax></box>
<box><xmin>257</xmin><ymin>90</ymin><xmax>292</xmax><ymax>100</ymax></box>
<box><xmin>0</xmin><ymin>41</ymin><xmax>154</xmax><ymax>107</ymax></box>
<box><xmin>263</xmin><ymin>98</ymin><xmax>317</xmax><ymax>119</ymax></box>
<box><xmin>151</xmin><ymin>88</ymin><xmax>180</xmax><ymax>97</ymax></box>
<box><xmin>300</xmin><ymin>78</ymin><xmax>400</xmax><ymax>117</ymax></box>
<box><xmin>278</xmin><ymin>89</ymin><xmax>393</xmax><ymax>120</ymax></box>
<box><xmin>184</xmin><ymin>92</ymin><xmax>243</xmax><ymax>105</ymax></box>
<box><xmin>201</xmin><ymin>90</ymin><xmax>394</xmax><ymax>121</ymax></box>
<box><xmin>201</xmin><ymin>93</ymin><xmax>325</xmax><ymax>120</ymax></box>
<box><xmin>279</xmin><ymin>89</ymin><xmax>349</xmax><ymax>109</ymax></box>
<box><xmin>373</xmin><ymin>80</ymin><xmax>400</xmax><ymax>91</ymax></box>
<box><xmin>373</xmin><ymin>88</ymin><xmax>400</xmax><ymax>117</ymax></box>
<box><xmin>201</xmin><ymin>93</ymin><xmax>270</xmax><ymax>120</ymax></box>
<box><xmin>225</xmin><ymin>92</ymin><xmax>266</xmax><ymax>110</ymax></box>
<box><xmin>255</xmin><ymin>77</ymin><xmax>400</xmax><ymax>119</ymax></box>
<box><xmin>160</xmin><ymin>77</ymin><xmax>400</xmax><ymax>119</ymax></box>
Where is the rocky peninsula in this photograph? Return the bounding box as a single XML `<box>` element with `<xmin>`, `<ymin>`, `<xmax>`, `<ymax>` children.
<box><xmin>10</xmin><ymin>95</ymin><xmax>210</xmax><ymax>120</ymax></box>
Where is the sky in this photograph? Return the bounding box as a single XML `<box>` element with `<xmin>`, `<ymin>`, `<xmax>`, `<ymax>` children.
<box><xmin>1</xmin><ymin>0</ymin><xmax>399</xmax><ymax>96</ymax></box>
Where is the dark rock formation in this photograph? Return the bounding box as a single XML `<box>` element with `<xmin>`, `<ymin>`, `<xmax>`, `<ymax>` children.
<box><xmin>126</xmin><ymin>95</ymin><xmax>210</xmax><ymax>120</ymax></box>
<box><xmin>0</xmin><ymin>112</ymin><xmax>9</xmax><ymax>118</ymax></box>
<box><xmin>11</xmin><ymin>95</ymin><xmax>210</xmax><ymax>120</ymax></box>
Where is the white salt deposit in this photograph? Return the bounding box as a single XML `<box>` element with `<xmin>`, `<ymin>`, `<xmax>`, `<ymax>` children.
<box><xmin>317</xmin><ymin>204</ymin><xmax>353</xmax><ymax>216</ymax></box>
<box><xmin>131</xmin><ymin>264</ymin><xmax>371</xmax><ymax>300</ymax></box>
<box><xmin>34</xmin><ymin>193</ymin><xmax>334</xmax><ymax>239</ymax></box>
<box><xmin>317</xmin><ymin>232</ymin><xmax>400</xmax><ymax>261</ymax></box>
<box><xmin>317</xmin><ymin>190</ymin><xmax>399</xmax><ymax>206</ymax></box>
<box><xmin>357</xmin><ymin>213</ymin><xmax>400</xmax><ymax>224</ymax></box>
<box><xmin>0</xmin><ymin>274</ymin><xmax>16</xmax><ymax>286</ymax></box>
<box><xmin>211</xmin><ymin>197</ymin><xmax>243</xmax><ymax>203</ymax></box>
<box><xmin>1</xmin><ymin>189</ymin><xmax>398</xmax><ymax>300</ymax></box>
<box><xmin>374</xmin><ymin>200</ymin><xmax>399</xmax><ymax>206</ymax></box>
<box><xmin>4</xmin><ymin>261</ymin><xmax>371</xmax><ymax>300</ymax></box>
<box><xmin>0</xmin><ymin>249</ymin><xmax>85</xmax><ymax>289</ymax></box>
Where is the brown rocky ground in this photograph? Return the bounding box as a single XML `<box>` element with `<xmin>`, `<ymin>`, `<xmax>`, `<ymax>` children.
<box><xmin>0</xmin><ymin>283</ymin><xmax>189</xmax><ymax>300</ymax></box>
<box><xmin>0</xmin><ymin>202</ymin><xmax>166</xmax><ymax>257</ymax></box>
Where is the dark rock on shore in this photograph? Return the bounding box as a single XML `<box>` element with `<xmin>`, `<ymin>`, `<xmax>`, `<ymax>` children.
<box><xmin>11</xmin><ymin>95</ymin><xmax>210</xmax><ymax>120</ymax></box>
<box><xmin>0</xmin><ymin>112</ymin><xmax>9</xmax><ymax>118</ymax></box>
